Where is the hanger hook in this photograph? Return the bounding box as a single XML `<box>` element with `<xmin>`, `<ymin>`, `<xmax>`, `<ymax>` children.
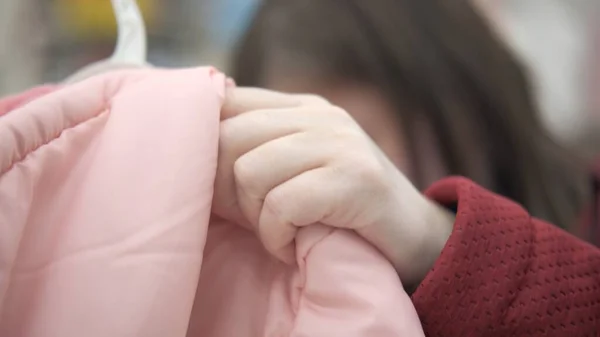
<box><xmin>110</xmin><ymin>0</ymin><xmax>147</xmax><ymax>65</ymax></box>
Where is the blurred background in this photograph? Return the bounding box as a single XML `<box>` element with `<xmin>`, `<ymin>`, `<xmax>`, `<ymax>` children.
<box><xmin>0</xmin><ymin>0</ymin><xmax>598</xmax><ymax>155</ymax></box>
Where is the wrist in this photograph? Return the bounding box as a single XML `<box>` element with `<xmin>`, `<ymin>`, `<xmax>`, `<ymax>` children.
<box><xmin>358</xmin><ymin>175</ymin><xmax>455</xmax><ymax>288</ymax></box>
<box><xmin>391</xmin><ymin>194</ymin><xmax>454</xmax><ymax>288</ymax></box>
<box><xmin>409</xmin><ymin>198</ymin><xmax>454</xmax><ymax>286</ymax></box>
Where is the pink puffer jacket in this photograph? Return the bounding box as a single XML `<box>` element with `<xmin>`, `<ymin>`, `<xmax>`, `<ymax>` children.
<box><xmin>0</xmin><ymin>67</ymin><xmax>424</xmax><ymax>337</ymax></box>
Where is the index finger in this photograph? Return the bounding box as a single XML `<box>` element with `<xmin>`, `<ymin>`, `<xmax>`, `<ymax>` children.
<box><xmin>221</xmin><ymin>87</ymin><xmax>330</xmax><ymax>120</ymax></box>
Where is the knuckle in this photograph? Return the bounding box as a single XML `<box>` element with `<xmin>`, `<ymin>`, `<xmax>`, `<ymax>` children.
<box><xmin>326</xmin><ymin>106</ymin><xmax>360</xmax><ymax>126</ymax></box>
<box><xmin>296</xmin><ymin>94</ymin><xmax>331</xmax><ymax>107</ymax></box>
<box><xmin>329</xmin><ymin>127</ymin><xmax>365</xmax><ymax>148</ymax></box>
<box><xmin>328</xmin><ymin>105</ymin><xmax>351</xmax><ymax>118</ymax></box>
<box><xmin>263</xmin><ymin>190</ymin><xmax>289</xmax><ymax>224</ymax></box>
<box><xmin>233</xmin><ymin>155</ymin><xmax>257</xmax><ymax>188</ymax></box>
<box><xmin>345</xmin><ymin>151</ymin><xmax>387</xmax><ymax>185</ymax></box>
<box><xmin>358</xmin><ymin>160</ymin><xmax>388</xmax><ymax>188</ymax></box>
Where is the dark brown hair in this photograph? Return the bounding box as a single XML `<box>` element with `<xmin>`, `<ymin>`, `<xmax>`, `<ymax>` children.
<box><xmin>230</xmin><ymin>0</ymin><xmax>590</xmax><ymax>231</ymax></box>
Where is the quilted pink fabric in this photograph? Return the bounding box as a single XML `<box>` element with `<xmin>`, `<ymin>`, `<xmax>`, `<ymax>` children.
<box><xmin>0</xmin><ymin>67</ymin><xmax>423</xmax><ymax>337</ymax></box>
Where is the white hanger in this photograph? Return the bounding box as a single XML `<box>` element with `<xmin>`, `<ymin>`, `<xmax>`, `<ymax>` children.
<box><xmin>109</xmin><ymin>0</ymin><xmax>147</xmax><ymax>64</ymax></box>
<box><xmin>65</xmin><ymin>0</ymin><xmax>148</xmax><ymax>83</ymax></box>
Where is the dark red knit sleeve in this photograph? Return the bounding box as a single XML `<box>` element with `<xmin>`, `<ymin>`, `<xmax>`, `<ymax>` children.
<box><xmin>412</xmin><ymin>177</ymin><xmax>600</xmax><ymax>336</ymax></box>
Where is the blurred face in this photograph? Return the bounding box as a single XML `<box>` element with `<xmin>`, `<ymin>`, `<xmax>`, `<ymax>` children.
<box><xmin>264</xmin><ymin>74</ymin><xmax>448</xmax><ymax>186</ymax></box>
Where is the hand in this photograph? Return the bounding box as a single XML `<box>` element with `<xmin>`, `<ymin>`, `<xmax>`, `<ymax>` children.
<box><xmin>213</xmin><ymin>88</ymin><xmax>454</xmax><ymax>286</ymax></box>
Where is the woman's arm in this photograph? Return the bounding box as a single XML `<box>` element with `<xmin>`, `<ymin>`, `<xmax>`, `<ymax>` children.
<box><xmin>413</xmin><ymin>177</ymin><xmax>600</xmax><ymax>336</ymax></box>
